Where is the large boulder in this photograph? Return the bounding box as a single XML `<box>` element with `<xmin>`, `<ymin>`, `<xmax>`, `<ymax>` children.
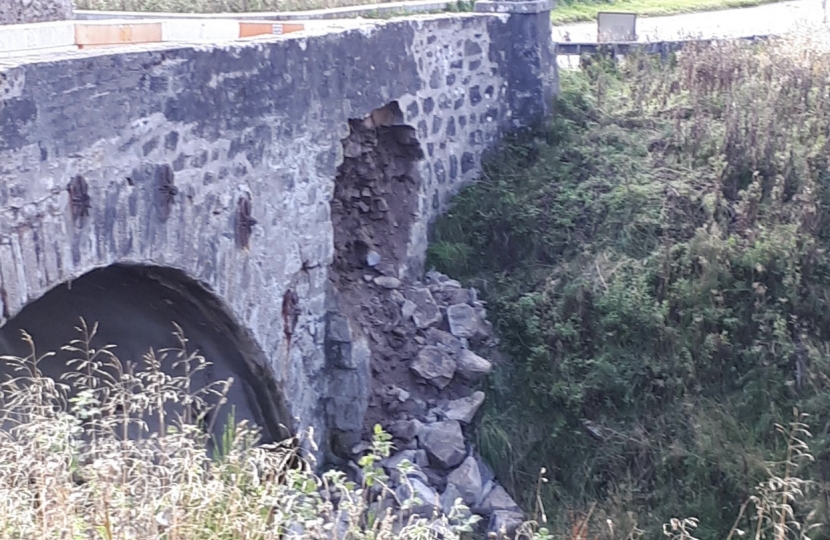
<box><xmin>488</xmin><ymin>510</ymin><xmax>525</xmax><ymax>539</ymax></box>
<box><xmin>456</xmin><ymin>349</ymin><xmax>493</xmax><ymax>381</ymax></box>
<box><xmin>446</xmin><ymin>303</ymin><xmax>492</xmax><ymax>340</ymax></box>
<box><xmin>439</xmin><ymin>391</ymin><xmax>485</xmax><ymax>424</ymax></box>
<box><xmin>410</xmin><ymin>346</ymin><xmax>456</xmax><ymax>389</ymax></box>
<box><xmin>402</xmin><ymin>287</ymin><xmax>442</xmax><ymax>329</ymax></box>
<box><xmin>446</xmin><ymin>456</ymin><xmax>483</xmax><ymax>507</ymax></box>
<box><xmin>479</xmin><ymin>485</ymin><xmax>523</xmax><ymax>515</ymax></box>
<box><xmin>396</xmin><ymin>478</ymin><xmax>440</xmax><ymax>516</ymax></box>
<box><xmin>417</xmin><ymin>420</ymin><xmax>466</xmax><ymax>469</ymax></box>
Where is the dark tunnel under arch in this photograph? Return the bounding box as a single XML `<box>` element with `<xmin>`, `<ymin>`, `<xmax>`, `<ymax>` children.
<box><xmin>0</xmin><ymin>263</ymin><xmax>292</xmax><ymax>447</ymax></box>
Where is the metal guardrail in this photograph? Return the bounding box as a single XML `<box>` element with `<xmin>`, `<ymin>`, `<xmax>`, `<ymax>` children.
<box><xmin>554</xmin><ymin>34</ymin><xmax>773</xmax><ymax>56</ymax></box>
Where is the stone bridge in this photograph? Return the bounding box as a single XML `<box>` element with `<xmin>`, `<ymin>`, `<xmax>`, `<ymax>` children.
<box><xmin>0</xmin><ymin>0</ymin><xmax>556</xmax><ymax>465</ymax></box>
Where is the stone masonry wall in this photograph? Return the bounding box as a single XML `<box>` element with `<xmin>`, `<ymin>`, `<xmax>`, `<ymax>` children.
<box><xmin>1</xmin><ymin>0</ymin><xmax>74</xmax><ymax>24</ymax></box>
<box><xmin>0</xmin><ymin>13</ymin><xmax>549</xmax><ymax>455</ymax></box>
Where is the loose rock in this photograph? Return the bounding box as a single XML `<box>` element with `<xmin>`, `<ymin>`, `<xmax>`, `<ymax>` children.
<box><xmin>440</xmin><ymin>391</ymin><xmax>485</xmax><ymax>424</ymax></box>
<box><xmin>374</xmin><ymin>276</ymin><xmax>401</xmax><ymax>289</ymax></box>
<box><xmin>396</xmin><ymin>478</ymin><xmax>440</xmax><ymax>516</ymax></box>
<box><xmin>479</xmin><ymin>485</ymin><xmax>522</xmax><ymax>515</ymax></box>
<box><xmin>417</xmin><ymin>420</ymin><xmax>466</xmax><ymax>469</ymax></box>
<box><xmin>487</xmin><ymin>510</ymin><xmax>525</xmax><ymax>539</ymax></box>
<box><xmin>366</xmin><ymin>250</ymin><xmax>381</xmax><ymax>267</ymax></box>
<box><xmin>383</xmin><ymin>449</ymin><xmax>430</xmax><ymax>471</ymax></box>
<box><xmin>447</xmin><ymin>303</ymin><xmax>488</xmax><ymax>339</ymax></box>
<box><xmin>401</xmin><ymin>299</ymin><xmax>417</xmax><ymax>320</ymax></box>
<box><xmin>446</xmin><ymin>456</ymin><xmax>483</xmax><ymax>507</ymax></box>
<box><xmin>403</xmin><ymin>287</ymin><xmax>442</xmax><ymax>329</ymax></box>
<box><xmin>389</xmin><ymin>419</ymin><xmax>422</xmax><ymax>442</ymax></box>
<box><xmin>440</xmin><ymin>482</ymin><xmax>464</xmax><ymax>516</ymax></box>
<box><xmin>410</xmin><ymin>346</ymin><xmax>456</xmax><ymax>389</ymax></box>
<box><xmin>456</xmin><ymin>349</ymin><xmax>493</xmax><ymax>381</ymax></box>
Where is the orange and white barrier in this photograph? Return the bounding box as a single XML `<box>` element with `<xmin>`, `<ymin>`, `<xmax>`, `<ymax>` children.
<box><xmin>0</xmin><ymin>19</ymin><xmax>308</xmax><ymax>58</ymax></box>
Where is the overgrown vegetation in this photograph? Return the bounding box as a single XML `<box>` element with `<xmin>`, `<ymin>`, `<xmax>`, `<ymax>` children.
<box><xmin>428</xmin><ymin>34</ymin><xmax>830</xmax><ymax>539</ymax></box>
<box><xmin>0</xmin><ymin>321</ymin><xmax>494</xmax><ymax>539</ymax></box>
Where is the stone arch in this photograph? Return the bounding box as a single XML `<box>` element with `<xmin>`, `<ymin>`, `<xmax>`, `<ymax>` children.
<box><xmin>0</xmin><ymin>262</ymin><xmax>292</xmax><ymax>446</ymax></box>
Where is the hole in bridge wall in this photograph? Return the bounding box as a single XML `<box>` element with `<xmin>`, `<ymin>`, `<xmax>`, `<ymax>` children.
<box><xmin>325</xmin><ymin>102</ymin><xmax>426</xmax><ymax>458</ymax></box>
<box><xmin>0</xmin><ymin>264</ymin><xmax>290</xmax><ymax>448</ymax></box>
<box><xmin>331</xmin><ymin>101</ymin><xmax>425</xmax><ymax>280</ymax></box>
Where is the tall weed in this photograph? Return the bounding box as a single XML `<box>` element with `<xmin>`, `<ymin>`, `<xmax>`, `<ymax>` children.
<box><xmin>429</xmin><ymin>33</ymin><xmax>830</xmax><ymax>539</ymax></box>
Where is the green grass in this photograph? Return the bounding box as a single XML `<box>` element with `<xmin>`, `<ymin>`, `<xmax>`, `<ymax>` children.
<box><xmin>551</xmin><ymin>0</ymin><xmax>786</xmax><ymax>25</ymax></box>
<box><xmin>428</xmin><ymin>34</ymin><xmax>830</xmax><ymax>540</ymax></box>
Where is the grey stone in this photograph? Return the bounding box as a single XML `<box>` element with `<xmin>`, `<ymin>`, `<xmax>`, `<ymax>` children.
<box><xmin>425</xmin><ymin>328</ymin><xmax>465</xmax><ymax>357</ymax></box>
<box><xmin>401</xmin><ymin>299</ymin><xmax>418</xmax><ymax>320</ymax></box>
<box><xmin>374</xmin><ymin>276</ymin><xmax>402</xmax><ymax>289</ymax></box>
<box><xmin>417</xmin><ymin>420</ymin><xmax>466</xmax><ymax>469</ymax></box>
<box><xmin>326</xmin><ymin>312</ymin><xmax>355</xmax><ymax>369</ymax></box>
<box><xmin>410</xmin><ymin>346</ymin><xmax>457</xmax><ymax>389</ymax></box>
<box><xmin>479</xmin><ymin>485</ymin><xmax>522</xmax><ymax>515</ymax></box>
<box><xmin>456</xmin><ymin>349</ymin><xmax>493</xmax><ymax>380</ymax></box>
<box><xmin>487</xmin><ymin>510</ymin><xmax>525</xmax><ymax>538</ymax></box>
<box><xmin>440</xmin><ymin>391</ymin><xmax>485</xmax><ymax>424</ymax></box>
<box><xmin>366</xmin><ymin>250</ymin><xmax>382</xmax><ymax>267</ymax></box>
<box><xmin>446</xmin><ymin>456</ymin><xmax>483</xmax><ymax>507</ymax></box>
<box><xmin>403</xmin><ymin>286</ymin><xmax>442</xmax><ymax>329</ymax></box>
<box><xmin>396</xmin><ymin>478</ymin><xmax>440</xmax><ymax>516</ymax></box>
<box><xmin>441</xmin><ymin>482</ymin><xmax>464</xmax><ymax>515</ymax></box>
<box><xmin>447</xmin><ymin>303</ymin><xmax>490</xmax><ymax>339</ymax></box>
<box><xmin>389</xmin><ymin>419</ymin><xmax>422</xmax><ymax>441</ymax></box>
<box><xmin>383</xmin><ymin>449</ymin><xmax>430</xmax><ymax>471</ymax></box>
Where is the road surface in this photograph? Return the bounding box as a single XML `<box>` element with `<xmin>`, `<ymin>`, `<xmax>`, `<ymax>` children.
<box><xmin>553</xmin><ymin>0</ymin><xmax>826</xmax><ymax>43</ymax></box>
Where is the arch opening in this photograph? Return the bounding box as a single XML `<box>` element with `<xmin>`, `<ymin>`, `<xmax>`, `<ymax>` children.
<box><xmin>0</xmin><ymin>263</ymin><xmax>291</xmax><ymax>448</ymax></box>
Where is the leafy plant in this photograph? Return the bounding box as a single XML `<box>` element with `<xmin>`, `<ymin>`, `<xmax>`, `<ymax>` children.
<box><xmin>429</xmin><ymin>34</ymin><xmax>830</xmax><ymax>539</ymax></box>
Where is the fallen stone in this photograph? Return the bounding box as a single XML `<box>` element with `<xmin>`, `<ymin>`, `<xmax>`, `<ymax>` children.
<box><xmin>410</xmin><ymin>346</ymin><xmax>456</xmax><ymax>389</ymax></box>
<box><xmin>447</xmin><ymin>303</ymin><xmax>488</xmax><ymax>339</ymax></box>
<box><xmin>366</xmin><ymin>250</ymin><xmax>381</xmax><ymax>267</ymax></box>
<box><xmin>417</xmin><ymin>420</ymin><xmax>466</xmax><ymax>469</ymax></box>
<box><xmin>425</xmin><ymin>328</ymin><xmax>464</xmax><ymax>356</ymax></box>
<box><xmin>446</xmin><ymin>455</ymin><xmax>483</xmax><ymax>507</ymax></box>
<box><xmin>479</xmin><ymin>485</ymin><xmax>522</xmax><ymax>515</ymax></box>
<box><xmin>389</xmin><ymin>419</ymin><xmax>422</xmax><ymax>441</ymax></box>
<box><xmin>440</xmin><ymin>391</ymin><xmax>485</xmax><ymax>424</ymax></box>
<box><xmin>374</xmin><ymin>276</ymin><xmax>401</xmax><ymax>289</ymax></box>
<box><xmin>475</xmin><ymin>306</ymin><xmax>494</xmax><ymax>336</ymax></box>
<box><xmin>456</xmin><ymin>349</ymin><xmax>493</xmax><ymax>381</ymax></box>
<box><xmin>404</xmin><ymin>287</ymin><xmax>442</xmax><ymax>329</ymax></box>
<box><xmin>441</xmin><ymin>482</ymin><xmax>464</xmax><ymax>516</ymax></box>
<box><xmin>401</xmin><ymin>299</ymin><xmax>417</xmax><ymax>321</ymax></box>
<box><xmin>383</xmin><ymin>449</ymin><xmax>430</xmax><ymax>471</ymax></box>
<box><xmin>487</xmin><ymin>510</ymin><xmax>525</xmax><ymax>539</ymax></box>
<box><xmin>396</xmin><ymin>478</ymin><xmax>440</xmax><ymax>516</ymax></box>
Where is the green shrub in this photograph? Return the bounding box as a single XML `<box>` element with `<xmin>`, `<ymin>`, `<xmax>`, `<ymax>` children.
<box><xmin>429</xmin><ymin>36</ymin><xmax>830</xmax><ymax>539</ymax></box>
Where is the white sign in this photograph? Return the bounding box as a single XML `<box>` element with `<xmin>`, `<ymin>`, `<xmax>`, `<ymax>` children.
<box><xmin>597</xmin><ymin>12</ymin><xmax>637</xmax><ymax>42</ymax></box>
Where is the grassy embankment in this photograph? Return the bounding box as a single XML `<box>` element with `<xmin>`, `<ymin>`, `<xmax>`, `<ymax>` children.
<box><xmin>550</xmin><ymin>0</ymin><xmax>787</xmax><ymax>25</ymax></box>
<box><xmin>428</xmin><ymin>34</ymin><xmax>830</xmax><ymax>540</ymax></box>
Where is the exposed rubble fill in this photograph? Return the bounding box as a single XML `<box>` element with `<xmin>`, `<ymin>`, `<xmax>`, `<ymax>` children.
<box><xmin>326</xmin><ymin>102</ymin><xmax>524</xmax><ymax>537</ymax></box>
